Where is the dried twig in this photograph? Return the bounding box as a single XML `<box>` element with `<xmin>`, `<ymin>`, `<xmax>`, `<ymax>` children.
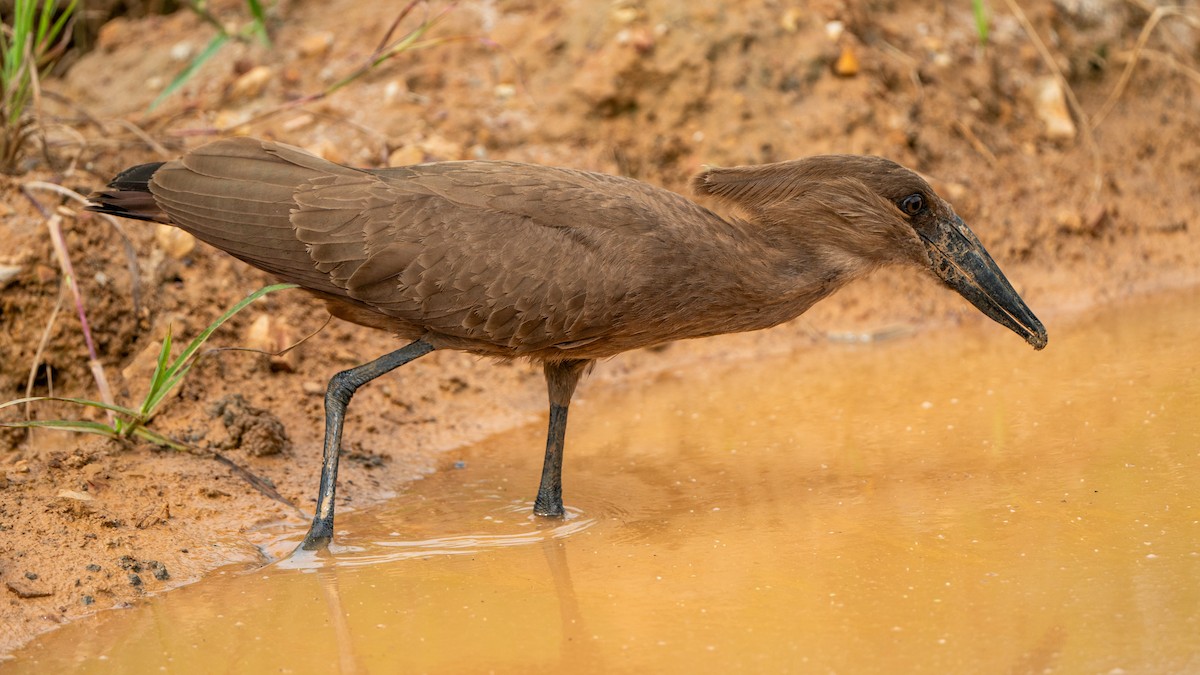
<box><xmin>38</xmin><ymin>89</ymin><xmax>104</xmax><ymax>128</ymax></box>
<box><xmin>1091</xmin><ymin>6</ymin><xmax>1199</xmax><ymax>130</ymax></box>
<box><xmin>954</xmin><ymin>120</ymin><xmax>999</xmax><ymax>166</ymax></box>
<box><xmin>34</xmin><ymin>121</ymin><xmax>85</xmax><ymax>174</ymax></box>
<box><xmin>24</xmin><ymin>281</ymin><xmax>66</xmax><ymax>418</ymax></box>
<box><xmin>20</xmin><ymin>187</ymin><xmax>116</xmax><ymax>422</ymax></box>
<box><xmin>878</xmin><ymin>39</ymin><xmax>925</xmax><ymax>99</ymax></box>
<box><xmin>39</xmin><ymin>90</ymin><xmax>174</xmax><ymax>160</ymax></box>
<box><xmin>202</xmin><ymin>313</ymin><xmax>332</xmax><ymax>359</ymax></box>
<box><xmin>23</xmin><ymin>180</ymin><xmax>143</xmax><ymax>315</ymax></box>
<box><xmin>1112</xmin><ymin>48</ymin><xmax>1200</xmax><ymax>88</ymax></box>
<box><xmin>209</xmin><ymin>450</ymin><xmax>300</xmax><ymax>512</ymax></box>
<box><xmin>110</xmin><ymin>118</ymin><xmax>173</xmax><ymax>158</ymax></box>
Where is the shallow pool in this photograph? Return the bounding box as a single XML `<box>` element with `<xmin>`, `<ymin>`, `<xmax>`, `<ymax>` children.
<box><xmin>9</xmin><ymin>289</ymin><xmax>1200</xmax><ymax>673</ymax></box>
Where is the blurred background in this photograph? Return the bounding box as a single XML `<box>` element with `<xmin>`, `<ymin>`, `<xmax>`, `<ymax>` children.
<box><xmin>1</xmin><ymin>0</ymin><xmax>1197</xmax><ymax>660</ymax></box>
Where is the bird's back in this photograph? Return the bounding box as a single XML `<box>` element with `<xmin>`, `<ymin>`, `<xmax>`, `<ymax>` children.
<box><xmin>118</xmin><ymin>137</ymin><xmax>742</xmax><ymax>359</ymax></box>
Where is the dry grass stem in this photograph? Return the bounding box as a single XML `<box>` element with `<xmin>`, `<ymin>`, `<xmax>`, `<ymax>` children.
<box><xmin>1001</xmin><ymin>0</ymin><xmax>1104</xmax><ymax>203</ymax></box>
<box><xmin>878</xmin><ymin>40</ymin><xmax>926</xmax><ymax>99</ymax></box>
<box><xmin>111</xmin><ymin>118</ymin><xmax>172</xmax><ymax>157</ymax></box>
<box><xmin>1091</xmin><ymin>6</ymin><xmax>1200</xmax><ymax>130</ymax></box>
<box><xmin>205</xmin><ymin>312</ymin><xmax>332</xmax><ymax>359</ymax></box>
<box><xmin>23</xmin><ymin>180</ymin><xmax>143</xmax><ymax>313</ymax></box>
<box><xmin>954</xmin><ymin>120</ymin><xmax>999</xmax><ymax>165</ymax></box>
<box><xmin>24</xmin><ymin>281</ymin><xmax>66</xmax><ymax>418</ymax></box>
<box><xmin>35</xmin><ymin>122</ymin><xmax>85</xmax><ymax>173</ymax></box>
<box><xmin>20</xmin><ymin>184</ymin><xmax>116</xmax><ymax>421</ymax></box>
<box><xmin>1114</xmin><ymin>48</ymin><xmax>1200</xmax><ymax>87</ymax></box>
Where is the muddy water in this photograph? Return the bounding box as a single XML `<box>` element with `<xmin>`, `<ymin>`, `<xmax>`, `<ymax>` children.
<box><xmin>9</xmin><ymin>290</ymin><xmax>1200</xmax><ymax>673</ymax></box>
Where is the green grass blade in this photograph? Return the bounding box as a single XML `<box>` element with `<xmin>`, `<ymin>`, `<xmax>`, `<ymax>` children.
<box><xmin>131</xmin><ymin>426</ymin><xmax>189</xmax><ymax>451</ymax></box>
<box><xmin>39</xmin><ymin>0</ymin><xmax>77</xmax><ymax>61</ymax></box>
<box><xmin>1</xmin><ymin>283</ymin><xmax>296</xmax><ymax>448</ymax></box>
<box><xmin>149</xmin><ymin>32</ymin><xmax>229</xmax><ymax>111</ymax></box>
<box><xmin>142</xmin><ymin>283</ymin><xmax>296</xmax><ymax>415</ymax></box>
<box><xmin>245</xmin><ymin>0</ymin><xmax>268</xmax><ymax>25</ymax></box>
<box><xmin>35</xmin><ymin>0</ymin><xmax>56</xmax><ymax>46</ymax></box>
<box><xmin>0</xmin><ymin>395</ymin><xmax>140</xmax><ymax>418</ymax></box>
<box><xmin>3</xmin><ymin>0</ymin><xmax>78</xmax><ymax>137</ymax></box>
<box><xmin>0</xmin><ymin>28</ymin><xmax>14</xmax><ymax>101</ymax></box>
<box><xmin>245</xmin><ymin>0</ymin><xmax>271</xmax><ymax>45</ymax></box>
<box><xmin>12</xmin><ymin>1</ymin><xmax>33</xmax><ymax>46</ymax></box>
<box><xmin>972</xmin><ymin>0</ymin><xmax>989</xmax><ymax>46</ymax></box>
<box><xmin>139</xmin><ymin>324</ymin><xmax>174</xmax><ymax>416</ymax></box>
<box><xmin>4</xmin><ymin>2</ymin><xmax>33</xmax><ymax>115</ymax></box>
<box><xmin>46</xmin><ymin>0</ymin><xmax>78</xmax><ymax>44</ymax></box>
<box><xmin>0</xmin><ymin>419</ymin><xmax>120</xmax><ymax>438</ymax></box>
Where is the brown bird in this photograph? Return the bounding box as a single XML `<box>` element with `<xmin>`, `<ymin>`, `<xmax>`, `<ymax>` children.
<box><xmin>88</xmin><ymin>137</ymin><xmax>1047</xmax><ymax>550</ymax></box>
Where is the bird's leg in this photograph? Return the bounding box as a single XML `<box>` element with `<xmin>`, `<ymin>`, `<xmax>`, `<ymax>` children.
<box><xmin>534</xmin><ymin>359</ymin><xmax>591</xmax><ymax>518</ymax></box>
<box><xmin>299</xmin><ymin>339</ymin><xmax>435</xmax><ymax>551</ymax></box>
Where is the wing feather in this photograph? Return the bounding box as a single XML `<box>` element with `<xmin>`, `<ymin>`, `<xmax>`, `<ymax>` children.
<box><xmin>149</xmin><ymin>138</ymin><xmax>715</xmax><ymax>354</ymax></box>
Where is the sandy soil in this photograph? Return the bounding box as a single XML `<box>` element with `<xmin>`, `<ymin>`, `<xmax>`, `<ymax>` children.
<box><xmin>1</xmin><ymin>0</ymin><xmax>1198</xmax><ymax>656</ymax></box>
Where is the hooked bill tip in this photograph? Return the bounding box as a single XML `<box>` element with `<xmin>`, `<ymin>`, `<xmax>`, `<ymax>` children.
<box><xmin>1023</xmin><ymin>322</ymin><xmax>1049</xmax><ymax>350</ymax></box>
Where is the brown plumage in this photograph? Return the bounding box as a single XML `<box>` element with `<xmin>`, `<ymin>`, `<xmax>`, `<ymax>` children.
<box><xmin>88</xmin><ymin>137</ymin><xmax>1047</xmax><ymax>550</ymax></box>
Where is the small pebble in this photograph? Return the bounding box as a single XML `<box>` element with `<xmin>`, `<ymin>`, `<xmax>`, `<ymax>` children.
<box><xmin>230</xmin><ymin>65</ymin><xmax>272</xmax><ymax>100</ymax></box>
<box><xmin>57</xmin><ymin>489</ymin><xmax>93</xmax><ymax>501</ymax></box>
<box><xmin>150</xmin><ymin>562</ymin><xmax>171</xmax><ymax>581</ymax></box>
<box><xmin>170</xmin><ymin>41</ymin><xmax>193</xmax><ymax>62</ymax></box>
<box><xmin>825</xmin><ymin>21</ymin><xmax>845</xmax><ymax>42</ymax></box>
<box><xmin>612</xmin><ymin>6</ymin><xmax>641</xmax><ymax>23</ymax></box>
<box><xmin>85</xmin><ymin>564</ymin><xmax>102</xmax><ymax>572</ymax></box>
<box><xmin>780</xmin><ymin>8</ymin><xmax>804</xmax><ymax>32</ymax></box>
<box><xmin>834</xmin><ymin>46</ymin><xmax>859</xmax><ymax>77</ymax></box>
<box><xmin>383</xmin><ymin>80</ymin><xmax>406</xmax><ymax>103</ymax></box>
<box><xmin>156</xmin><ymin>224</ymin><xmax>196</xmax><ymax>259</ymax></box>
<box><xmin>416</xmin><ymin>135</ymin><xmax>461</xmax><ymax>162</ymax></box>
<box><xmin>128</xmin><ymin>574</ymin><xmax>142</xmax><ymax>587</ymax></box>
<box><xmin>1034</xmin><ymin>76</ymin><xmax>1076</xmax><ymax>140</ymax></box>
<box><xmin>297</xmin><ymin>31</ymin><xmax>333</xmax><ymax>58</ymax></box>
<box><xmin>388</xmin><ymin>145</ymin><xmax>424</xmax><ymax>167</ymax></box>
<box><xmin>281</xmin><ymin>114</ymin><xmax>315</xmax><ymax>132</ymax></box>
<box><xmin>245</xmin><ymin>314</ymin><xmax>297</xmax><ymax>372</ymax></box>
<box><xmin>305</xmin><ymin>139</ymin><xmax>343</xmax><ymax>163</ymax></box>
<box><xmin>0</xmin><ymin>264</ymin><xmax>21</xmax><ymax>287</ymax></box>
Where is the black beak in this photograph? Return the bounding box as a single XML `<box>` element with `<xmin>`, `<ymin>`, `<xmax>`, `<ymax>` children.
<box><xmin>919</xmin><ymin>215</ymin><xmax>1048</xmax><ymax>350</ymax></box>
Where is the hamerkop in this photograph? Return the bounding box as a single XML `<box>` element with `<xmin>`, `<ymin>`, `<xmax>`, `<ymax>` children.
<box><xmin>88</xmin><ymin>137</ymin><xmax>1047</xmax><ymax>550</ymax></box>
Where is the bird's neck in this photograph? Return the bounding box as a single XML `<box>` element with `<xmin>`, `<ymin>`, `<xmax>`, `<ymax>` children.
<box><xmin>666</xmin><ymin>217</ymin><xmax>875</xmax><ymax>338</ymax></box>
<box><xmin>744</xmin><ymin>216</ymin><xmax>875</xmax><ymax>295</ymax></box>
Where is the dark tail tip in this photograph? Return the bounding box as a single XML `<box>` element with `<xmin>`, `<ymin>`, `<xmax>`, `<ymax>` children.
<box><xmin>85</xmin><ymin>162</ymin><xmax>169</xmax><ymax>224</ymax></box>
<box><xmin>108</xmin><ymin>161</ymin><xmax>166</xmax><ymax>191</ymax></box>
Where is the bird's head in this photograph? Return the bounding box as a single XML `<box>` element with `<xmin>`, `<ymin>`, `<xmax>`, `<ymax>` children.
<box><xmin>692</xmin><ymin>155</ymin><xmax>1048</xmax><ymax>350</ymax></box>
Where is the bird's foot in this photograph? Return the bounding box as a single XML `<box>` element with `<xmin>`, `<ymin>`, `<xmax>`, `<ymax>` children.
<box><xmin>533</xmin><ymin>497</ymin><xmax>565</xmax><ymax>518</ymax></box>
<box><xmin>297</xmin><ymin>516</ymin><xmax>334</xmax><ymax>551</ymax></box>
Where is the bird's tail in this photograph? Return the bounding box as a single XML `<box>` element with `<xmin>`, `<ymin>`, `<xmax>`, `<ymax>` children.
<box><xmin>86</xmin><ymin>162</ymin><xmax>170</xmax><ymax>223</ymax></box>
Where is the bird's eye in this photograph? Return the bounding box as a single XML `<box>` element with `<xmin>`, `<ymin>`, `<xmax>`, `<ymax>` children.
<box><xmin>899</xmin><ymin>193</ymin><xmax>925</xmax><ymax>216</ymax></box>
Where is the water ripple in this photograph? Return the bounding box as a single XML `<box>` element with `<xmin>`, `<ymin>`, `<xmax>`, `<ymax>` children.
<box><xmin>277</xmin><ymin>501</ymin><xmax>595</xmax><ymax>570</ymax></box>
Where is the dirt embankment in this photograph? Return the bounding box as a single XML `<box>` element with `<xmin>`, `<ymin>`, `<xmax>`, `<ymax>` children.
<box><xmin>1</xmin><ymin>0</ymin><xmax>1198</xmax><ymax>656</ymax></box>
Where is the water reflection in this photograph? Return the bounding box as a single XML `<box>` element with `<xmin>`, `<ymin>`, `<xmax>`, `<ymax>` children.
<box><xmin>8</xmin><ymin>289</ymin><xmax>1200</xmax><ymax>673</ymax></box>
<box><xmin>280</xmin><ymin>502</ymin><xmax>594</xmax><ymax>570</ymax></box>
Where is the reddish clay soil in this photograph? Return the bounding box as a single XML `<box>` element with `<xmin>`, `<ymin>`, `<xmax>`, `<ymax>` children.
<box><xmin>1</xmin><ymin>0</ymin><xmax>1198</xmax><ymax>655</ymax></box>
